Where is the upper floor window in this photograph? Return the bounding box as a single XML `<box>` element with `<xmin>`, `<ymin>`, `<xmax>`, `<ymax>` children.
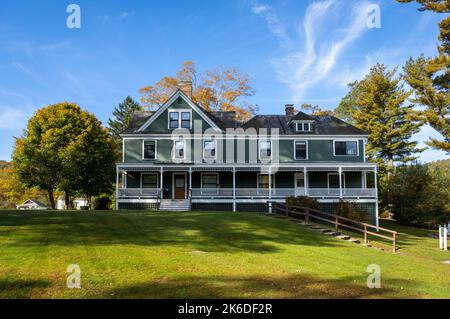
<box><xmin>259</xmin><ymin>140</ymin><xmax>272</xmax><ymax>160</ymax></box>
<box><xmin>295</xmin><ymin>141</ymin><xmax>307</xmax><ymax>160</ymax></box>
<box><xmin>169</xmin><ymin>111</ymin><xmax>191</xmax><ymax>129</ymax></box>
<box><xmin>296</xmin><ymin>122</ymin><xmax>311</xmax><ymax>132</ymax></box>
<box><xmin>173</xmin><ymin>140</ymin><xmax>186</xmax><ymax>160</ymax></box>
<box><xmin>334</xmin><ymin>141</ymin><xmax>358</xmax><ymax>156</ymax></box>
<box><xmin>143</xmin><ymin>140</ymin><xmax>156</xmax><ymax>160</ymax></box>
<box><xmin>203</xmin><ymin>140</ymin><xmax>216</xmax><ymax>160</ymax></box>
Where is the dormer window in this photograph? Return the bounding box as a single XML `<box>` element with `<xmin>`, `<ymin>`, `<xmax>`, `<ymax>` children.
<box><xmin>296</xmin><ymin>122</ymin><xmax>311</xmax><ymax>132</ymax></box>
<box><xmin>168</xmin><ymin>110</ymin><xmax>191</xmax><ymax>129</ymax></box>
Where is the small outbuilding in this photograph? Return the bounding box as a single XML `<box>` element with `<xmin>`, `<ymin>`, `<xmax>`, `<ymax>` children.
<box><xmin>16</xmin><ymin>199</ymin><xmax>49</xmax><ymax>210</ymax></box>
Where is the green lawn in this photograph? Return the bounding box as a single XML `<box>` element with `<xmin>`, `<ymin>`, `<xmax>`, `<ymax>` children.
<box><xmin>0</xmin><ymin>210</ymin><xmax>449</xmax><ymax>298</ymax></box>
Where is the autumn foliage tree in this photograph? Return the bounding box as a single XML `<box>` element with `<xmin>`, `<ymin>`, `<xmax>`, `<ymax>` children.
<box><xmin>139</xmin><ymin>61</ymin><xmax>256</xmax><ymax>120</ymax></box>
<box><xmin>12</xmin><ymin>103</ymin><xmax>117</xmax><ymax>209</ymax></box>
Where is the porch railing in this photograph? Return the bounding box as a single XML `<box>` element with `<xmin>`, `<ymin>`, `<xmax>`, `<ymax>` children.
<box><xmin>190</xmin><ymin>188</ymin><xmax>376</xmax><ymax>198</ymax></box>
<box><xmin>118</xmin><ymin>188</ymin><xmax>160</xmax><ymax>198</ymax></box>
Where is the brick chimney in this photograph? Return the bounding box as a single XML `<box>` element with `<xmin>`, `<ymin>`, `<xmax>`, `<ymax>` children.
<box><xmin>285</xmin><ymin>104</ymin><xmax>295</xmax><ymax>116</ymax></box>
<box><xmin>178</xmin><ymin>80</ymin><xmax>193</xmax><ymax>98</ymax></box>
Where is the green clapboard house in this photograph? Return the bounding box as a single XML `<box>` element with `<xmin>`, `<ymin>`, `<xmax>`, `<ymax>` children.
<box><xmin>116</xmin><ymin>81</ymin><xmax>379</xmax><ymax>224</ymax></box>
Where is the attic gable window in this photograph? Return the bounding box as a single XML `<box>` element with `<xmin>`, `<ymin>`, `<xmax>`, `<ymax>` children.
<box><xmin>296</xmin><ymin>122</ymin><xmax>311</xmax><ymax>132</ymax></box>
<box><xmin>168</xmin><ymin>110</ymin><xmax>191</xmax><ymax>129</ymax></box>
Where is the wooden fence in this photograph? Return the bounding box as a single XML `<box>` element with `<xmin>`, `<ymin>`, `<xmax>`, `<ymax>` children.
<box><xmin>272</xmin><ymin>203</ymin><xmax>398</xmax><ymax>253</ymax></box>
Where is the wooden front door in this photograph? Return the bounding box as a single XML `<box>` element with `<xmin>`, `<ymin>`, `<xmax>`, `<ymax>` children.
<box><xmin>173</xmin><ymin>174</ymin><xmax>186</xmax><ymax>199</ymax></box>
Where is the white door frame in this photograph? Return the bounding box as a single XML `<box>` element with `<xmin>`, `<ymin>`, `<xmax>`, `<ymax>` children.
<box><xmin>294</xmin><ymin>172</ymin><xmax>305</xmax><ymax>196</ymax></box>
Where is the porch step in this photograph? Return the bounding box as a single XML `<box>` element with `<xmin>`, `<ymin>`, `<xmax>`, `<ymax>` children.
<box><xmin>159</xmin><ymin>199</ymin><xmax>191</xmax><ymax>212</ymax></box>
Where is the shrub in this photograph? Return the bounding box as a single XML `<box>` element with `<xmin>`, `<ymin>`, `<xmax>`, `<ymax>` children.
<box><xmin>285</xmin><ymin>196</ymin><xmax>321</xmax><ymax>211</ymax></box>
<box><xmin>387</xmin><ymin>163</ymin><xmax>450</xmax><ymax>228</ymax></box>
<box><xmin>92</xmin><ymin>195</ymin><xmax>113</xmax><ymax>210</ymax></box>
<box><xmin>332</xmin><ymin>200</ymin><xmax>371</xmax><ymax>223</ymax></box>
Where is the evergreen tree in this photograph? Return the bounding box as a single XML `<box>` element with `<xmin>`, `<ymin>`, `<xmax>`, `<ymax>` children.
<box><xmin>350</xmin><ymin>64</ymin><xmax>424</xmax><ymax>178</ymax></box>
<box><xmin>334</xmin><ymin>81</ymin><xmax>360</xmax><ymax>125</ymax></box>
<box><xmin>108</xmin><ymin>96</ymin><xmax>142</xmax><ymax>144</ymax></box>
<box><xmin>399</xmin><ymin>0</ymin><xmax>449</xmax><ymax>152</ymax></box>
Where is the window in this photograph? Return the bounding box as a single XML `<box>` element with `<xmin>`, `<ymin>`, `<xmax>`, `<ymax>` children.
<box><xmin>169</xmin><ymin>112</ymin><xmax>179</xmax><ymax>129</ymax></box>
<box><xmin>259</xmin><ymin>140</ymin><xmax>272</xmax><ymax>160</ymax></box>
<box><xmin>201</xmin><ymin>173</ymin><xmax>218</xmax><ymax>194</ymax></box>
<box><xmin>173</xmin><ymin>140</ymin><xmax>185</xmax><ymax>160</ymax></box>
<box><xmin>296</xmin><ymin>122</ymin><xmax>311</xmax><ymax>132</ymax></box>
<box><xmin>203</xmin><ymin>140</ymin><xmax>216</xmax><ymax>160</ymax></box>
<box><xmin>142</xmin><ymin>173</ymin><xmax>158</xmax><ymax>189</ymax></box>
<box><xmin>295</xmin><ymin>173</ymin><xmax>305</xmax><ymax>188</ymax></box>
<box><xmin>334</xmin><ymin>141</ymin><xmax>358</xmax><ymax>156</ymax></box>
<box><xmin>181</xmin><ymin>112</ymin><xmax>191</xmax><ymax>128</ymax></box>
<box><xmin>143</xmin><ymin>140</ymin><xmax>156</xmax><ymax>160</ymax></box>
<box><xmin>295</xmin><ymin>141</ymin><xmax>307</xmax><ymax>160</ymax></box>
<box><xmin>168</xmin><ymin>110</ymin><xmax>191</xmax><ymax>129</ymax></box>
<box><xmin>258</xmin><ymin>174</ymin><xmax>275</xmax><ymax>190</ymax></box>
<box><xmin>328</xmin><ymin>173</ymin><xmax>345</xmax><ymax>189</ymax></box>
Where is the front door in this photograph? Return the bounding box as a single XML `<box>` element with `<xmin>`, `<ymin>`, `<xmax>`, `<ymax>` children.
<box><xmin>173</xmin><ymin>174</ymin><xmax>186</xmax><ymax>199</ymax></box>
<box><xmin>294</xmin><ymin>173</ymin><xmax>305</xmax><ymax>196</ymax></box>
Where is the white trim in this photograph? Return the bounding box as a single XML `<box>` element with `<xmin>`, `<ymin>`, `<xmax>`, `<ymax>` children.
<box><xmin>167</xmin><ymin>109</ymin><xmax>192</xmax><ymax>130</ymax></box>
<box><xmin>172</xmin><ymin>172</ymin><xmax>188</xmax><ymax>199</ymax></box>
<box><xmin>333</xmin><ymin>139</ymin><xmax>359</xmax><ymax>156</ymax></box>
<box><xmin>202</xmin><ymin>139</ymin><xmax>217</xmax><ymax>161</ymax></box>
<box><xmin>122</xmin><ymin>134</ymin><xmax>370</xmax><ymax>139</ymax></box>
<box><xmin>137</xmin><ymin>90</ymin><xmax>221</xmax><ymax>132</ymax></box>
<box><xmin>200</xmin><ymin>172</ymin><xmax>219</xmax><ymax>195</ymax></box>
<box><xmin>295</xmin><ymin>121</ymin><xmax>313</xmax><ymax>132</ymax></box>
<box><xmin>140</xmin><ymin>172</ymin><xmax>159</xmax><ymax>189</ymax></box>
<box><xmin>142</xmin><ymin>139</ymin><xmax>157</xmax><ymax>160</ymax></box>
<box><xmin>117</xmin><ymin>199</ymin><xmax>159</xmax><ymax>203</ymax></box>
<box><xmin>327</xmin><ymin>172</ymin><xmax>345</xmax><ymax>189</ymax></box>
<box><xmin>190</xmin><ymin>198</ymin><xmax>378</xmax><ymax>204</ymax></box>
<box><xmin>117</xmin><ymin>162</ymin><xmax>378</xmax><ymax>169</ymax></box>
<box><xmin>293</xmin><ymin>140</ymin><xmax>308</xmax><ymax>160</ymax></box>
<box><xmin>172</xmin><ymin>140</ymin><xmax>187</xmax><ymax>161</ymax></box>
<box><xmin>258</xmin><ymin>140</ymin><xmax>272</xmax><ymax>161</ymax></box>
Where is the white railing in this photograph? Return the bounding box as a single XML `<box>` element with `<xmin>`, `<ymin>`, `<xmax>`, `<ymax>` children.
<box><xmin>118</xmin><ymin>188</ymin><xmax>160</xmax><ymax>198</ymax></box>
<box><xmin>190</xmin><ymin>188</ymin><xmax>376</xmax><ymax>198</ymax></box>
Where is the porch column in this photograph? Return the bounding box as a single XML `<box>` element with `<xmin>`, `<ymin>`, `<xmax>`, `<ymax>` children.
<box><xmin>115</xmin><ymin>167</ymin><xmax>119</xmax><ymax>210</ymax></box>
<box><xmin>268</xmin><ymin>167</ymin><xmax>272</xmax><ymax>213</ymax></box>
<box><xmin>232</xmin><ymin>167</ymin><xmax>236</xmax><ymax>212</ymax></box>
<box><xmin>339</xmin><ymin>167</ymin><xmax>343</xmax><ymax>199</ymax></box>
<box><xmin>189</xmin><ymin>167</ymin><xmax>192</xmax><ymax>198</ymax></box>
<box><xmin>160</xmin><ymin>167</ymin><xmax>164</xmax><ymax>199</ymax></box>
<box><xmin>374</xmin><ymin>166</ymin><xmax>379</xmax><ymax>227</ymax></box>
<box><xmin>303</xmin><ymin>167</ymin><xmax>308</xmax><ymax>196</ymax></box>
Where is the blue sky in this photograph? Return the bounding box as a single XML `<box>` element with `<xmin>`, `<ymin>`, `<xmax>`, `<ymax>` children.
<box><xmin>0</xmin><ymin>0</ymin><xmax>448</xmax><ymax>162</ymax></box>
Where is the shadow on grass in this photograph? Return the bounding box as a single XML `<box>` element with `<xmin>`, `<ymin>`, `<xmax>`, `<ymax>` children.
<box><xmin>0</xmin><ymin>211</ymin><xmax>342</xmax><ymax>253</ymax></box>
<box><xmin>104</xmin><ymin>273</ymin><xmax>415</xmax><ymax>299</ymax></box>
<box><xmin>0</xmin><ymin>278</ymin><xmax>50</xmax><ymax>298</ymax></box>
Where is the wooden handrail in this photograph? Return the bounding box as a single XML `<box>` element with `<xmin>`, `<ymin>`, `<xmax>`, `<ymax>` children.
<box><xmin>273</xmin><ymin>203</ymin><xmax>397</xmax><ymax>252</ymax></box>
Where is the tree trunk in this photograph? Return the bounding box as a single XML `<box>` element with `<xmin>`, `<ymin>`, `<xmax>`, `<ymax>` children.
<box><xmin>47</xmin><ymin>189</ymin><xmax>55</xmax><ymax>209</ymax></box>
<box><xmin>387</xmin><ymin>158</ymin><xmax>394</xmax><ymax>181</ymax></box>
<box><xmin>65</xmin><ymin>191</ymin><xmax>71</xmax><ymax>210</ymax></box>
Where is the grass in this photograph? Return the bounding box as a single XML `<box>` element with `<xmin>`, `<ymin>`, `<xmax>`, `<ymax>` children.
<box><xmin>0</xmin><ymin>210</ymin><xmax>449</xmax><ymax>298</ymax></box>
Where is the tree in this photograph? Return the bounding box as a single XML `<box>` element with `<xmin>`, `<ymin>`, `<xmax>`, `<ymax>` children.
<box><xmin>139</xmin><ymin>61</ymin><xmax>256</xmax><ymax>120</ymax></box>
<box><xmin>349</xmin><ymin>64</ymin><xmax>424</xmax><ymax>178</ymax></box>
<box><xmin>12</xmin><ymin>103</ymin><xmax>117</xmax><ymax>209</ymax></box>
<box><xmin>299</xmin><ymin>103</ymin><xmax>334</xmax><ymax>116</ymax></box>
<box><xmin>399</xmin><ymin>0</ymin><xmax>450</xmax><ymax>151</ymax></box>
<box><xmin>334</xmin><ymin>81</ymin><xmax>360</xmax><ymax>124</ymax></box>
<box><xmin>108</xmin><ymin>96</ymin><xmax>142</xmax><ymax>145</ymax></box>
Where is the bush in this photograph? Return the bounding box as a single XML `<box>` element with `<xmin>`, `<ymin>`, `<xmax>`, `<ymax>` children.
<box><xmin>332</xmin><ymin>200</ymin><xmax>370</xmax><ymax>223</ymax></box>
<box><xmin>388</xmin><ymin>163</ymin><xmax>450</xmax><ymax>228</ymax></box>
<box><xmin>92</xmin><ymin>195</ymin><xmax>113</xmax><ymax>210</ymax></box>
<box><xmin>285</xmin><ymin>196</ymin><xmax>321</xmax><ymax>211</ymax></box>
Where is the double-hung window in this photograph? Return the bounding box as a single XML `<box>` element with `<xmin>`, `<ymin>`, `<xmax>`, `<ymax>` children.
<box><xmin>259</xmin><ymin>140</ymin><xmax>272</xmax><ymax>160</ymax></box>
<box><xmin>295</xmin><ymin>141</ymin><xmax>307</xmax><ymax>160</ymax></box>
<box><xmin>201</xmin><ymin>173</ymin><xmax>218</xmax><ymax>194</ymax></box>
<box><xmin>143</xmin><ymin>140</ymin><xmax>156</xmax><ymax>160</ymax></box>
<box><xmin>334</xmin><ymin>141</ymin><xmax>358</xmax><ymax>156</ymax></box>
<box><xmin>141</xmin><ymin>173</ymin><xmax>158</xmax><ymax>189</ymax></box>
<box><xmin>169</xmin><ymin>111</ymin><xmax>191</xmax><ymax>129</ymax></box>
<box><xmin>203</xmin><ymin>140</ymin><xmax>216</xmax><ymax>160</ymax></box>
<box><xmin>173</xmin><ymin>140</ymin><xmax>185</xmax><ymax>160</ymax></box>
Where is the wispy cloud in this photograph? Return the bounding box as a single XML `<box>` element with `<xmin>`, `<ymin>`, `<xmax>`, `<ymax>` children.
<box><xmin>253</xmin><ymin>0</ymin><xmax>373</xmax><ymax>101</ymax></box>
<box><xmin>251</xmin><ymin>3</ymin><xmax>293</xmax><ymax>48</ymax></box>
<box><xmin>117</xmin><ymin>11</ymin><xmax>136</xmax><ymax>21</ymax></box>
<box><xmin>0</xmin><ymin>107</ymin><xmax>29</xmax><ymax>130</ymax></box>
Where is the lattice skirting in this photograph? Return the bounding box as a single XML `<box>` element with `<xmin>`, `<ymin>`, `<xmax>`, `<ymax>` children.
<box><xmin>118</xmin><ymin>202</ymin><xmax>159</xmax><ymax>210</ymax></box>
<box><xmin>191</xmin><ymin>203</ymin><xmax>233</xmax><ymax>211</ymax></box>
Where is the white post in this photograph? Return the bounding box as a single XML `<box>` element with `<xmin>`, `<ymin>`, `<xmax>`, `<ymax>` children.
<box><xmin>232</xmin><ymin>167</ymin><xmax>236</xmax><ymax>212</ymax></box>
<box><xmin>268</xmin><ymin>167</ymin><xmax>272</xmax><ymax>213</ymax></box>
<box><xmin>444</xmin><ymin>226</ymin><xmax>448</xmax><ymax>251</ymax></box>
<box><xmin>439</xmin><ymin>226</ymin><xmax>444</xmax><ymax>250</ymax></box>
<box><xmin>303</xmin><ymin>167</ymin><xmax>308</xmax><ymax>196</ymax></box>
<box><xmin>160</xmin><ymin>167</ymin><xmax>164</xmax><ymax>199</ymax></box>
<box><xmin>189</xmin><ymin>167</ymin><xmax>192</xmax><ymax>199</ymax></box>
<box><xmin>339</xmin><ymin>167</ymin><xmax>343</xmax><ymax>199</ymax></box>
<box><xmin>115</xmin><ymin>167</ymin><xmax>119</xmax><ymax>210</ymax></box>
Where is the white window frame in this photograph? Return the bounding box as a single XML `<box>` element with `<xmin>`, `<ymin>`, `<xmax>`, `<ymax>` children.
<box><xmin>140</xmin><ymin>173</ymin><xmax>159</xmax><ymax>189</ymax></box>
<box><xmin>142</xmin><ymin>139</ymin><xmax>157</xmax><ymax>160</ymax></box>
<box><xmin>202</xmin><ymin>140</ymin><xmax>217</xmax><ymax>161</ymax></box>
<box><xmin>258</xmin><ymin>140</ymin><xmax>272</xmax><ymax>161</ymax></box>
<box><xmin>200</xmin><ymin>172</ymin><xmax>219</xmax><ymax>195</ymax></box>
<box><xmin>293</xmin><ymin>140</ymin><xmax>308</xmax><ymax>160</ymax></box>
<box><xmin>172</xmin><ymin>140</ymin><xmax>186</xmax><ymax>161</ymax></box>
<box><xmin>295</xmin><ymin>121</ymin><xmax>313</xmax><ymax>132</ymax></box>
<box><xmin>333</xmin><ymin>139</ymin><xmax>359</xmax><ymax>156</ymax></box>
<box><xmin>257</xmin><ymin>173</ymin><xmax>275</xmax><ymax>195</ymax></box>
<box><xmin>167</xmin><ymin>109</ymin><xmax>192</xmax><ymax>129</ymax></box>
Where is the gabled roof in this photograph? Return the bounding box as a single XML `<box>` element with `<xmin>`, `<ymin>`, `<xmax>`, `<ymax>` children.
<box><xmin>290</xmin><ymin>111</ymin><xmax>315</xmax><ymax>121</ymax></box>
<box><xmin>121</xmin><ymin>111</ymin><xmax>154</xmax><ymax>134</ymax></box>
<box><xmin>20</xmin><ymin>199</ymin><xmax>48</xmax><ymax>207</ymax></box>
